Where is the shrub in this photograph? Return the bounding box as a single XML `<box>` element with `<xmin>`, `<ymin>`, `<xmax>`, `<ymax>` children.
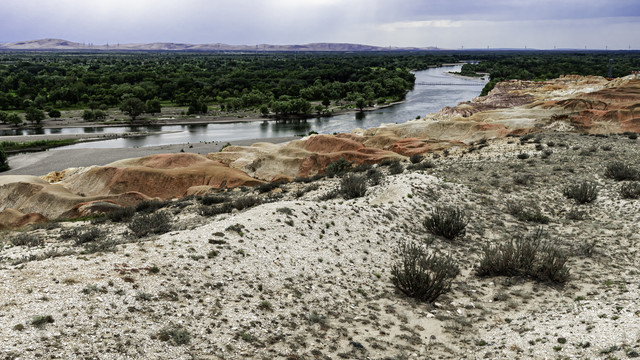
<box><xmin>409</xmin><ymin>154</ymin><xmax>424</xmax><ymax>164</ymax></box>
<box><xmin>477</xmin><ymin>229</ymin><xmax>569</xmax><ymax>283</ymax></box>
<box><xmin>10</xmin><ymin>233</ymin><xmax>43</xmax><ymax>247</ymax></box>
<box><xmin>70</xmin><ymin>228</ymin><xmax>104</xmax><ymax>246</ymax></box>
<box><xmin>506</xmin><ymin>201</ymin><xmax>550</xmax><ymax>224</ymax></box>
<box><xmin>106</xmin><ymin>206</ymin><xmax>135</xmax><ymax>222</ymax></box>
<box><xmin>157</xmin><ymin>326</ymin><xmax>190</xmax><ymax>345</ymax></box>
<box><xmin>256</xmin><ymin>182</ymin><xmax>279</xmax><ymax>193</ymax></box>
<box><xmin>317</xmin><ymin>189</ymin><xmax>339</xmax><ymax>201</ymax></box>
<box><xmin>388</xmin><ymin>160</ymin><xmax>404</xmax><ymax>175</ymax></box>
<box><xmin>135</xmin><ymin>199</ymin><xmax>170</xmax><ymax>214</ymax></box>
<box><xmin>366</xmin><ymin>168</ymin><xmax>383</xmax><ymax>186</ymax></box>
<box><xmin>128</xmin><ymin>211</ymin><xmax>172</xmax><ymax>238</ymax></box>
<box><xmin>31</xmin><ymin>315</ymin><xmax>54</xmax><ymax>328</ymax></box>
<box><xmin>407</xmin><ymin>160</ymin><xmax>435</xmax><ymax>171</ymax></box>
<box><xmin>200</xmin><ymin>194</ymin><xmax>228</xmax><ymax>205</ymax></box>
<box><xmin>82</xmin><ymin>239</ymin><xmax>117</xmax><ymax>254</ymax></box>
<box><xmin>423</xmin><ymin>206</ymin><xmax>468</xmax><ymax>240</ymax></box>
<box><xmin>517</xmin><ymin>153</ymin><xmax>530</xmax><ymax>160</ymax></box>
<box><xmin>512</xmin><ymin>174</ymin><xmax>534</xmax><ymax>186</ymax></box>
<box><xmin>391</xmin><ymin>241</ymin><xmax>460</xmax><ymax>303</ymax></box>
<box><xmin>325</xmin><ymin>158</ymin><xmax>352</xmax><ymax>177</ymax></box>
<box><xmin>199</xmin><ymin>203</ymin><xmax>234</xmax><ymax>216</ymax></box>
<box><xmin>340</xmin><ymin>173</ymin><xmax>367</xmax><ymax>199</ymax></box>
<box><xmin>563</xmin><ymin>181</ymin><xmax>598</xmax><ymax>204</ymax></box>
<box><xmin>604</xmin><ymin>161</ymin><xmax>639</xmax><ymax>181</ymax></box>
<box><xmin>620</xmin><ymin>182</ymin><xmax>640</xmax><ymax>199</ymax></box>
<box><xmin>232</xmin><ymin>196</ymin><xmax>261</xmax><ymax>210</ymax></box>
<box><xmin>351</xmin><ymin>163</ymin><xmax>372</xmax><ymax>173</ymax></box>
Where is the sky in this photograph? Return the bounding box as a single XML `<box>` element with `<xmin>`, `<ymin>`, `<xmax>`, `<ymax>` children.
<box><xmin>1</xmin><ymin>0</ymin><xmax>639</xmax><ymax>49</ymax></box>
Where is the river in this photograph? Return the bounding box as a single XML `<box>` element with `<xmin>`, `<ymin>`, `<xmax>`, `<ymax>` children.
<box><xmin>19</xmin><ymin>65</ymin><xmax>486</xmax><ymax>150</ymax></box>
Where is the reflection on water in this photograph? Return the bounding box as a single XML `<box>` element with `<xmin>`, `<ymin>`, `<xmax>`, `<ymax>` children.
<box><xmin>5</xmin><ymin>65</ymin><xmax>485</xmax><ymax>150</ymax></box>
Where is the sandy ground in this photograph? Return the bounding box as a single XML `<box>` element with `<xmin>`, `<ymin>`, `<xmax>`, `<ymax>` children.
<box><xmin>5</xmin><ymin>136</ymin><xmax>298</xmax><ymax>176</ymax></box>
<box><xmin>2</xmin><ymin>132</ymin><xmax>640</xmax><ymax>359</ymax></box>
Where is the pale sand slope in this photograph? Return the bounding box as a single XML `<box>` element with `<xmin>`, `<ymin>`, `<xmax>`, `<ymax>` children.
<box><xmin>1</xmin><ymin>132</ymin><xmax>639</xmax><ymax>359</ymax></box>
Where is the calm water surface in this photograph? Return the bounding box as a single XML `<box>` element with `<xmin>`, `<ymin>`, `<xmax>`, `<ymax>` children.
<box><xmin>11</xmin><ymin>65</ymin><xmax>486</xmax><ymax>150</ymax></box>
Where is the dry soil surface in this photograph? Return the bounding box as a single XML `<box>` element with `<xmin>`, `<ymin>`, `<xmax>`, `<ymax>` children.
<box><xmin>1</xmin><ymin>131</ymin><xmax>640</xmax><ymax>359</ymax></box>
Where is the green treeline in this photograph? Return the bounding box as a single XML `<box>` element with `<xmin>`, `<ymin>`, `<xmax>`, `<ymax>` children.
<box><xmin>0</xmin><ymin>52</ymin><xmax>464</xmax><ymax>117</ymax></box>
<box><xmin>0</xmin><ymin>51</ymin><xmax>637</xmax><ymax>118</ymax></box>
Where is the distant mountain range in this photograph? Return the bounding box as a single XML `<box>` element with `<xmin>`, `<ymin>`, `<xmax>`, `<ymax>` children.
<box><xmin>0</xmin><ymin>38</ymin><xmax>440</xmax><ymax>52</ymax></box>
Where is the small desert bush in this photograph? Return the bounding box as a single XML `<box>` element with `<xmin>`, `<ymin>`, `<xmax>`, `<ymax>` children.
<box><xmin>366</xmin><ymin>168</ymin><xmax>383</xmax><ymax>186</ymax></box>
<box><xmin>604</xmin><ymin>161</ymin><xmax>639</xmax><ymax>181</ymax></box>
<box><xmin>423</xmin><ymin>206</ymin><xmax>468</xmax><ymax>240</ymax></box>
<box><xmin>325</xmin><ymin>158</ymin><xmax>352</xmax><ymax>177</ymax></box>
<box><xmin>391</xmin><ymin>241</ymin><xmax>460</xmax><ymax>303</ymax></box>
<box><xmin>317</xmin><ymin>189</ymin><xmax>339</xmax><ymax>201</ymax></box>
<box><xmin>31</xmin><ymin>315</ymin><xmax>54</xmax><ymax>328</ymax></box>
<box><xmin>620</xmin><ymin>181</ymin><xmax>640</xmax><ymax>199</ymax></box>
<box><xmin>128</xmin><ymin>211</ymin><xmax>172</xmax><ymax>238</ymax></box>
<box><xmin>62</xmin><ymin>227</ymin><xmax>104</xmax><ymax>246</ymax></box>
<box><xmin>407</xmin><ymin>160</ymin><xmax>435</xmax><ymax>171</ymax></box>
<box><xmin>477</xmin><ymin>229</ymin><xmax>569</xmax><ymax>283</ymax></box>
<box><xmin>513</xmin><ymin>174</ymin><xmax>534</xmax><ymax>186</ymax></box>
<box><xmin>257</xmin><ymin>181</ymin><xmax>284</xmax><ymax>194</ymax></box>
<box><xmin>10</xmin><ymin>233</ymin><xmax>43</xmax><ymax>247</ymax></box>
<box><xmin>232</xmin><ymin>196</ymin><xmax>261</xmax><ymax>210</ymax></box>
<box><xmin>199</xmin><ymin>203</ymin><xmax>234</xmax><ymax>216</ymax></box>
<box><xmin>351</xmin><ymin>163</ymin><xmax>372</xmax><ymax>173</ymax></box>
<box><xmin>157</xmin><ymin>326</ymin><xmax>190</xmax><ymax>345</ymax></box>
<box><xmin>199</xmin><ymin>194</ymin><xmax>228</xmax><ymax>205</ymax></box>
<box><xmin>516</xmin><ymin>153</ymin><xmax>530</xmax><ymax>160</ymax></box>
<box><xmin>563</xmin><ymin>181</ymin><xmax>598</xmax><ymax>204</ymax></box>
<box><xmin>507</xmin><ymin>201</ymin><xmax>550</xmax><ymax>224</ymax></box>
<box><xmin>135</xmin><ymin>199</ymin><xmax>170</xmax><ymax>214</ymax></box>
<box><xmin>388</xmin><ymin>160</ymin><xmax>404</xmax><ymax>175</ymax></box>
<box><xmin>106</xmin><ymin>206</ymin><xmax>135</xmax><ymax>222</ymax></box>
<box><xmin>340</xmin><ymin>173</ymin><xmax>367</xmax><ymax>199</ymax></box>
<box><xmin>409</xmin><ymin>154</ymin><xmax>424</xmax><ymax>164</ymax></box>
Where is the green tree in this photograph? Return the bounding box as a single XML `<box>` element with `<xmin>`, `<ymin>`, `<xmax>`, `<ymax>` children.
<box><xmin>355</xmin><ymin>97</ymin><xmax>366</xmax><ymax>112</ymax></box>
<box><xmin>6</xmin><ymin>113</ymin><xmax>23</xmax><ymax>127</ymax></box>
<box><xmin>93</xmin><ymin>110</ymin><xmax>106</xmax><ymax>120</ymax></box>
<box><xmin>187</xmin><ymin>99</ymin><xmax>208</xmax><ymax>115</ymax></box>
<box><xmin>0</xmin><ymin>146</ymin><xmax>9</xmax><ymax>172</ymax></box>
<box><xmin>120</xmin><ymin>97</ymin><xmax>146</xmax><ymax>121</ymax></box>
<box><xmin>322</xmin><ymin>98</ymin><xmax>331</xmax><ymax>108</ymax></box>
<box><xmin>145</xmin><ymin>98</ymin><xmax>162</xmax><ymax>115</ymax></box>
<box><xmin>82</xmin><ymin>110</ymin><xmax>96</xmax><ymax>121</ymax></box>
<box><xmin>0</xmin><ymin>111</ymin><xmax>7</xmax><ymax>123</ymax></box>
<box><xmin>25</xmin><ymin>107</ymin><xmax>46</xmax><ymax>125</ymax></box>
<box><xmin>48</xmin><ymin>109</ymin><xmax>61</xmax><ymax>119</ymax></box>
<box><xmin>259</xmin><ymin>104</ymin><xmax>269</xmax><ymax>116</ymax></box>
<box><xmin>88</xmin><ymin>100</ymin><xmax>100</xmax><ymax>111</ymax></box>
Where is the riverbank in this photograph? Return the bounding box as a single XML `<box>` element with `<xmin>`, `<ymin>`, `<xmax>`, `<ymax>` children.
<box><xmin>4</xmin><ymin>136</ymin><xmax>298</xmax><ymax>176</ymax></box>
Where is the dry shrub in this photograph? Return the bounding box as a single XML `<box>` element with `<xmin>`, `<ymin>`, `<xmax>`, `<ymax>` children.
<box><xmin>423</xmin><ymin>206</ymin><xmax>468</xmax><ymax>240</ymax></box>
<box><xmin>477</xmin><ymin>228</ymin><xmax>569</xmax><ymax>283</ymax></box>
<box><xmin>391</xmin><ymin>241</ymin><xmax>460</xmax><ymax>303</ymax></box>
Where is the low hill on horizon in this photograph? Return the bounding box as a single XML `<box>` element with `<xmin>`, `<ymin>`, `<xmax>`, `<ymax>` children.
<box><xmin>0</xmin><ymin>38</ymin><xmax>438</xmax><ymax>52</ymax></box>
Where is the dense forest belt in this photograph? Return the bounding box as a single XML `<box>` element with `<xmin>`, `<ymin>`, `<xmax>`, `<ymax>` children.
<box><xmin>0</xmin><ymin>51</ymin><xmax>637</xmax><ymax>129</ymax></box>
<box><xmin>0</xmin><ymin>52</ymin><xmax>458</xmax><ymax>114</ymax></box>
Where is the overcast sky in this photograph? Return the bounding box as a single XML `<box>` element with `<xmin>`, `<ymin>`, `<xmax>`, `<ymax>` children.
<box><xmin>1</xmin><ymin>0</ymin><xmax>639</xmax><ymax>49</ymax></box>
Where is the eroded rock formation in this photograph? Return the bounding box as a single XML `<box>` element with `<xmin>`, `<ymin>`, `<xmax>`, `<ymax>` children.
<box><xmin>1</xmin><ymin>75</ymin><xmax>638</xmax><ymax>229</ymax></box>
